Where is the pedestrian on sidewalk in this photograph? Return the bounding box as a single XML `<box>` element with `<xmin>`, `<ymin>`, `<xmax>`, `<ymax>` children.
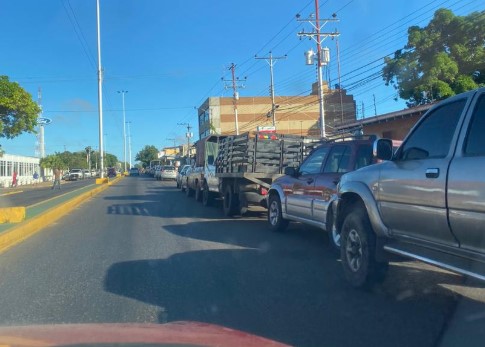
<box><xmin>11</xmin><ymin>170</ymin><xmax>18</xmax><ymax>188</ymax></box>
<box><xmin>52</xmin><ymin>168</ymin><xmax>61</xmax><ymax>190</ymax></box>
<box><xmin>33</xmin><ymin>171</ymin><xmax>39</xmax><ymax>185</ymax></box>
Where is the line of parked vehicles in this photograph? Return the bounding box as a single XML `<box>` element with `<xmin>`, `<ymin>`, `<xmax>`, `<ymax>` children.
<box><xmin>151</xmin><ymin>88</ymin><xmax>485</xmax><ymax>290</ymax></box>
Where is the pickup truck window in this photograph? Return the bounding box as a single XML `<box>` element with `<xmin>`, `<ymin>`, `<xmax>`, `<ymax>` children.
<box><xmin>464</xmin><ymin>95</ymin><xmax>485</xmax><ymax>156</ymax></box>
<box><xmin>298</xmin><ymin>146</ymin><xmax>329</xmax><ymax>175</ymax></box>
<box><xmin>324</xmin><ymin>145</ymin><xmax>351</xmax><ymax>173</ymax></box>
<box><xmin>399</xmin><ymin>99</ymin><xmax>466</xmax><ymax>160</ymax></box>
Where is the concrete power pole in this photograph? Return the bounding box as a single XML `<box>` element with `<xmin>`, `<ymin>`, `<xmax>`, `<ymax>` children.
<box><xmin>297</xmin><ymin>5</ymin><xmax>339</xmax><ymax>138</ymax></box>
<box><xmin>178</xmin><ymin>123</ymin><xmax>192</xmax><ymax>158</ymax></box>
<box><xmin>222</xmin><ymin>64</ymin><xmax>246</xmax><ymax>135</ymax></box>
<box><xmin>255</xmin><ymin>52</ymin><xmax>286</xmax><ymax>127</ymax></box>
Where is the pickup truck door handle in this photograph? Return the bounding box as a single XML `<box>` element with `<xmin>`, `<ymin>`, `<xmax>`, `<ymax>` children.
<box><xmin>426</xmin><ymin>168</ymin><xmax>440</xmax><ymax>178</ymax></box>
<box><xmin>307</xmin><ymin>178</ymin><xmax>314</xmax><ymax>184</ymax></box>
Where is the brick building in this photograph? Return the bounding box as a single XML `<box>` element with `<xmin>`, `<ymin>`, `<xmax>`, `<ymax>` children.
<box><xmin>197</xmin><ymin>83</ymin><xmax>356</xmax><ymax>139</ymax></box>
<box><xmin>335</xmin><ymin>103</ymin><xmax>433</xmax><ymax>140</ymax></box>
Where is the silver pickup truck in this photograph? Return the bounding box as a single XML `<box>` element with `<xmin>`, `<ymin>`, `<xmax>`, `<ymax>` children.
<box><xmin>336</xmin><ymin>87</ymin><xmax>485</xmax><ymax>288</ymax></box>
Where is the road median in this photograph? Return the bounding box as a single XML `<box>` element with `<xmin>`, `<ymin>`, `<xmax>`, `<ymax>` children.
<box><xmin>0</xmin><ymin>176</ymin><xmax>123</xmax><ymax>254</ymax></box>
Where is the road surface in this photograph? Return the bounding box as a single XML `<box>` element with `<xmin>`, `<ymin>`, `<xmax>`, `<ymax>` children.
<box><xmin>0</xmin><ymin>175</ymin><xmax>484</xmax><ymax>346</ymax></box>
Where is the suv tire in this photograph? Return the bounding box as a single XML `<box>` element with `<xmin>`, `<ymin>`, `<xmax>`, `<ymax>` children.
<box><xmin>268</xmin><ymin>193</ymin><xmax>289</xmax><ymax>232</ymax></box>
<box><xmin>340</xmin><ymin>206</ymin><xmax>388</xmax><ymax>288</ymax></box>
<box><xmin>328</xmin><ymin>213</ymin><xmax>341</xmax><ymax>255</ymax></box>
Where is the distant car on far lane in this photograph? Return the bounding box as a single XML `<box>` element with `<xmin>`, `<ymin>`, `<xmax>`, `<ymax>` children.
<box><xmin>68</xmin><ymin>169</ymin><xmax>84</xmax><ymax>181</ymax></box>
<box><xmin>129</xmin><ymin>168</ymin><xmax>140</xmax><ymax>176</ymax></box>
<box><xmin>160</xmin><ymin>165</ymin><xmax>177</xmax><ymax>181</ymax></box>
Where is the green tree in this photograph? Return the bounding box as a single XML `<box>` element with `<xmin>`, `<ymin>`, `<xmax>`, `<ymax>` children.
<box><xmin>0</xmin><ymin>76</ymin><xmax>41</xmax><ymax>139</ymax></box>
<box><xmin>383</xmin><ymin>9</ymin><xmax>485</xmax><ymax>107</ymax></box>
<box><xmin>105</xmin><ymin>153</ymin><xmax>118</xmax><ymax>167</ymax></box>
<box><xmin>40</xmin><ymin>154</ymin><xmax>68</xmax><ymax>170</ymax></box>
<box><xmin>135</xmin><ymin>145</ymin><xmax>159</xmax><ymax>168</ymax></box>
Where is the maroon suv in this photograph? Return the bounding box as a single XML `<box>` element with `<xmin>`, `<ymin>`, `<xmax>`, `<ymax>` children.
<box><xmin>267</xmin><ymin>136</ymin><xmax>379</xmax><ymax>251</ymax></box>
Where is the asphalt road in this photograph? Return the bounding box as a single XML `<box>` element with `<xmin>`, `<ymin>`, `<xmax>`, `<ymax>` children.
<box><xmin>0</xmin><ymin>175</ymin><xmax>484</xmax><ymax>346</ymax></box>
<box><xmin>0</xmin><ymin>179</ymin><xmax>95</xmax><ymax>207</ymax></box>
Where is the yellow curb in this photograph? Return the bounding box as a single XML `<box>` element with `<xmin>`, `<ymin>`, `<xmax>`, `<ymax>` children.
<box><xmin>96</xmin><ymin>178</ymin><xmax>108</xmax><ymax>184</ymax></box>
<box><xmin>0</xmin><ymin>190</ymin><xmax>23</xmax><ymax>197</ymax></box>
<box><xmin>0</xmin><ymin>207</ymin><xmax>26</xmax><ymax>223</ymax></box>
<box><xmin>0</xmin><ymin>176</ymin><xmax>123</xmax><ymax>255</ymax></box>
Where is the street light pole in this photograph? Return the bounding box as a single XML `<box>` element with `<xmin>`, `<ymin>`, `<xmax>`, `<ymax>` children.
<box><xmin>127</xmin><ymin>121</ymin><xmax>132</xmax><ymax>169</ymax></box>
<box><xmin>96</xmin><ymin>0</ymin><xmax>104</xmax><ymax>178</ymax></box>
<box><xmin>118</xmin><ymin>90</ymin><xmax>128</xmax><ymax>173</ymax></box>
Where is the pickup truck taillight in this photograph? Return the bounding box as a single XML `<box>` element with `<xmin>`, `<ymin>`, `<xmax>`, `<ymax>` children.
<box><xmin>259</xmin><ymin>186</ymin><xmax>268</xmax><ymax>196</ymax></box>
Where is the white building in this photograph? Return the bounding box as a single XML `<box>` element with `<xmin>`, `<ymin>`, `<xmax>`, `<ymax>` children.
<box><xmin>0</xmin><ymin>153</ymin><xmax>43</xmax><ymax>188</ymax></box>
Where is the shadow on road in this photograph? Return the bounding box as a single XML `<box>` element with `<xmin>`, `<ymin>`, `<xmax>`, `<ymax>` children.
<box><xmin>103</xmin><ymin>216</ymin><xmax>481</xmax><ymax>347</ymax></box>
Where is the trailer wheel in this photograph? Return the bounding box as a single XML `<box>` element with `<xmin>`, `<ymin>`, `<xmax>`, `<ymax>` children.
<box><xmin>222</xmin><ymin>185</ymin><xmax>237</xmax><ymax>216</ymax></box>
<box><xmin>186</xmin><ymin>180</ymin><xmax>193</xmax><ymax>197</ymax></box>
<box><xmin>202</xmin><ymin>182</ymin><xmax>212</xmax><ymax>206</ymax></box>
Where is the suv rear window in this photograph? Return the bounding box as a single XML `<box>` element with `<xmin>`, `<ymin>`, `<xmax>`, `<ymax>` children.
<box><xmin>324</xmin><ymin>145</ymin><xmax>351</xmax><ymax>173</ymax></box>
<box><xmin>164</xmin><ymin>166</ymin><xmax>175</xmax><ymax>170</ymax></box>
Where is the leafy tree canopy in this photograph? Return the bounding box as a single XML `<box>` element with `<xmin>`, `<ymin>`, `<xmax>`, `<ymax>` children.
<box><xmin>40</xmin><ymin>151</ymin><xmax>119</xmax><ymax>170</ymax></box>
<box><xmin>383</xmin><ymin>9</ymin><xmax>485</xmax><ymax>107</ymax></box>
<box><xmin>0</xmin><ymin>76</ymin><xmax>41</xmax><ymax>139</ymax></box>
<box><xmin>135</xmin><ymin>145</ymin><xmax>159</xmax><ymax>168</ymax></box>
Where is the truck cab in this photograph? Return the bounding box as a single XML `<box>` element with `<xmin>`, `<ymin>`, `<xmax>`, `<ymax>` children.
<box><xmin>336</xmin><ymin>87</ymin><xmax>485</xmax><ymax>288</ymax></box>
<box><xmin>185</xmin><ymin>135</ymin><xmax>226</xmax><ymax>204</ymax></box>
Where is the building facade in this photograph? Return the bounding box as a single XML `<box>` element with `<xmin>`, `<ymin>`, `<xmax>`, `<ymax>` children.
<box><xmin>198</xmin><ymin>84</ymin><xmax>356</xmax><ymax>139</ymax></box>
<box><xmin>0</xmin><ymin>153</ymin><xmax>42</xmax><ymax>187</ymax></box>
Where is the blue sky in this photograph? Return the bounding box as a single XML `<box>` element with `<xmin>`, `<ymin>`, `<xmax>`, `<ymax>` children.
<box><xmin>1</xmin><ymin>0</ymin><xmax>482</xmax><ymax>161</ymax></box>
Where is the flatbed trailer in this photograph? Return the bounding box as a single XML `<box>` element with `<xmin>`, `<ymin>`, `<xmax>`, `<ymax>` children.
<box><xmin>185</xmin><ymin>132</ymin><xmax>318</xmax><ymax>216</ymax></box>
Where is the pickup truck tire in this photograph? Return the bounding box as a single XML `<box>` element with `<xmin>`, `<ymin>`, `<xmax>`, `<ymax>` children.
<box><xmin>202</xmin><ymin>182</ymin><xmax>212</xmax><ymax>206</ymax></box>
<box><xmin>222</xmin><ymin>186</ymin><xmax>237</xmax><ymax>216</ymax></box>
<box><xmin>195</xmin><ymin>182</ymin><xmax>203</xmax><ymax>202</ymax></box>
<box><xmin>268</xmin><ymin>194</ymin><xmax>289</xmax><ymax>232</ymax></box>
<box><xmin>340</xmin><ymin>206</ymin><xmax>388</xmax><ymax>288</ymax></box>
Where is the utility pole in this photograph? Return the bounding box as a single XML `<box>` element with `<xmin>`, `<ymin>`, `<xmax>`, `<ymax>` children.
<box><xmin>178</xmin><ymin>123</ymin><xmax>192</xmax><ymax>158</ymax></box>
<box><xmin>373</xmin><ymin>94</ymin><xmax>377</xmax><ymax>115</ymax></box>
<box><xmin>222</xmin><ymin>64</ymin><xmax>246</xmax><ymax>135</ymax></box>
<box><xmin>361</xmin><ymin>101</ymin><xmax>365</xmax><ymax>119</ymax></box>
<box><xmin>118</xmin><ymin>90</ymin><xmax>128</xmax><ymax>173</ymax></box>
<box><xmin>166</xmin><ymin>138</ymin><xmax>177</xmax><ymax>147</ymax></box>
<box><xmin>297</xmin><ymin>6</ymin><xmax>339</xmax><ymax>138</ymax></box>
<box><xmin>96</xmin><ymin>0</ymin><xmax>104</xmax><ymax>178</ymax></box>
<box><xmin>126</xmin><ymin>121</ymin><xmax>132</xmax><ymax>169</ymax></box>
<box><xmin>255</xmin><ymin>52</ymin><xmax>286</xmax><ymax>127</ymax></box>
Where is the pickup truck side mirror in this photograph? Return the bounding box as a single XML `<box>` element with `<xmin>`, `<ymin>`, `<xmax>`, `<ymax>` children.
<box><xmin>373</xmin><ymin>139</ymin><xmax>393</xmax><ymax>161</ymax></box>
<box><xmin>284</xmin><ymin>166</ymin><xmax>298</xmax><ymax>176</ymax></box>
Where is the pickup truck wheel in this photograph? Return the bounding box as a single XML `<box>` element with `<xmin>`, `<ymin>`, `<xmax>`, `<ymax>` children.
<box><xmin>222</xmin><ymin>186</ymin><xmax>237</xmax><ymax>216</ymax></box>
<box><xmin>202</xmin><ymin>182</ymin><xmax>212</xmax><ymax>206</ymax></box>
<box><xmin>340</xmin><ymin>207</ymin><xmax>388</xmax><ymax>288</ymax></box>
<box><xmin>195</xmin><ymin>182</ymin><xmax>202</xmax><ymax>202</ymax></box>
<box><xmin>268</xmin><ymin>194</ymin><xmax>289</xmax><ymax>232</ymax></box>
